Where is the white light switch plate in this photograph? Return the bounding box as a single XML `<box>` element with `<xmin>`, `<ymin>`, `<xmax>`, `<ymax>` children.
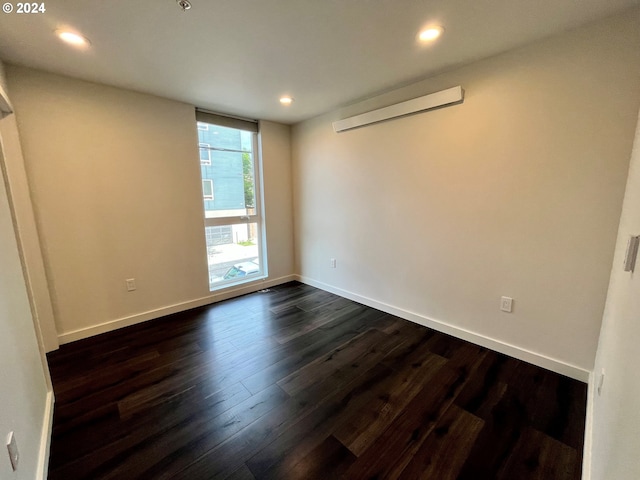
<box><xmin>623</xmin><ymin>235</ymin><xmax>639</xmax><ymax>272</ymax></box>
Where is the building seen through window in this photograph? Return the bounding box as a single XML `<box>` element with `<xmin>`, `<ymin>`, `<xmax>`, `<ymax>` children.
<box><xmin>196</xmin><ymin>118</ymin><xmax>265</xmax><ymax>289</ymax></box>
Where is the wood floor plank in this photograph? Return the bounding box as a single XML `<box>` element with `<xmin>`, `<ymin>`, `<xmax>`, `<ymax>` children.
<box><xmin>456</xmin><ymin>380</ymin><xmax>541</xmax><ymax>480</ymax></box>
<box><xmin>283</xmin><ymin>435</ymin><xmax>356</xmax><ymax>480</ymax></box>
<box><xmin>132</xmin><ymin>387</ymin><xmax>290</xmax><ymax>480</ymax></box>
<box><xmin>454</xmin><ymin>350</ymin><xmax>518</xmax><ymax>420</ymax></box>
<box><xmin>245</xmin><ymin>362</ymin><xmax>399</xmax><ymax>479</ymax></box>
<box><xmin>554</xmin><ymin>375</ymin><xmax>588</xmax><ymax>450</ymax></box>
<box><xmin>288</xmin><ymin>325</ymin><xmax>408</xmax><ymax>405</ymax></box>
<box><xmin>226</xmin><ymin>464</ymin><xmax>257</xmax><ymax>480</ymax></box>
<box><xmin>49</xmin><ymin>401</ymin><xmax>121</xmax><ymax>467</ymax></box>
<box><xmin>174</xmin><ymin>363</ymin><xmax>396</xmax><ymax>480</ymax></box>
<box><xmin>333</xmin><ymin>349</ymin><xmax>447</xmax><ymax>455</ymax></box>
<box><xmin>51</xmin><ymin>381</ymin><xmax>249</xmax><ymax>467</ymax></box>
<box><xmin>489</xmin><ymin>360</ymin><xmax>586</xmax><ymax>453</ymax></box>
<box><xmin>276</xmin><ymin>328</ymin><xmax>390</xmax><ymax>396</ymax></box>
<box><xmin>112</xmin><ymin>320</ymin><xmax>312</xmax><ymax>415</ymax></box>
<box><xmin>47</xmin><ymin>281</ymin><xmax>587</xmax><ymax>480</ymax></box>
<box><xmin>399</xmin><ymin>405</ymin><xmax>484</xmax><ymax>480</ymax></box>
<box><xmin>497</xmin><ymin>427</ymin><xmax>581</xmax><ymax>480</ymax></box>
<box><xmin>294</xmin><ymin>289</ymin><xmax>342</xmax><ymax>312</ymax></box>
<box><xmin>241</xmin><ymin>306</ymin><xmax>391</xmax><ymax>395</ymax></box>
<box><xmin>273</xmin><ymin>298</ymin><xmax>360</xmax><ymax>344</ymax></box>
<box><xmin>110</xmin><ymin>385</ymin><xmax>286</xmax><ymax>480</ymax></box>
<box><xmin>342</xmin><ymin>352</ymin><xmax>484</xmax><ymax>480</ymax></box>
<box><xmin>169</xmin><ymin>399</ymin><xmax>308</xmax><ymax>480</ymax></box>
<box><xmin>50</xmin><ymin>384</ymin><xmax>199</xmax><ymax>478</ymax></box>
<box><xmin>52</xmin><ymin>349</ymin><xmax>161</xmax><ymax>401</ymax></box>
<box><xmin>379</xmin><ymin>326</ymin><xmax>435</xmax><ymax>370</ymax></box>
<box><xmin>53</xmin><ymin>329</ymin><xmax>277</xmax><ymax>424</ymax></box>
<box><xmin>268</xmin><ymin>287</ymin><xmax>329</xmax><ymax>314</ymax></box>
<box><xmin>50</xmin><ymin>382</ymin><xmax>273</xmax><ymax>479</ymax></box>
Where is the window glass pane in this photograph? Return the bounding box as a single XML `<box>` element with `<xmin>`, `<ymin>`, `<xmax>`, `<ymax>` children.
<box><xmin>197</xmin><ymin>122</ymin><xmax>256</xmax><ymax>219</ymax></box>
<box><xmin>202</xmin><ymin>179</ymin><xmax>214</xmax><ymax>200</ymax></box>
<box><xmin>199</xmin><ymin>143</ymin><xmax>211</xmax><ymax>164</ymax></box>
<box><xmin>196</xmin><ymin>117</ymin><xmax>265</xmax><ymax>291</ymax></box>
<box><xmin>206</xmin><ymin>223</ymin><xmax>260</xmax><ymax>288</ymax></box>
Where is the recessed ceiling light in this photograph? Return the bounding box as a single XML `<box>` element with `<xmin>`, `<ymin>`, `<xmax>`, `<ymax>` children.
<box><xmin>55</xmin><ymin>30</ymin><xmax>91</xmax><ymax>48</ymax></box>
<box><xmin>280</xmin><ymin>96</ymin><xmax>294</xmax><ymax>106</ymax></box>
<box><xmin>418</xmin><ymin>25</ymin><xmax>444</xmax><ymax>42</ymax></box>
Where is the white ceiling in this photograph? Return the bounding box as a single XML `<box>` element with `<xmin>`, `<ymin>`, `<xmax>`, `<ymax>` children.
<box><xmin>0</xmin><ymin>0</ymin><xmax>638</xmax><ymax>124</ymax></box>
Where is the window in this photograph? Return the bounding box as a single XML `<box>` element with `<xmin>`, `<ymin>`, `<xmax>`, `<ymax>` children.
<box><xmin>199</xmin><ymin>143</ymin><xmax>211</xmax><ymax>165</ymax></box>
<box><xmin>202</xmin><ymin>179</ymin><xmax>214</xmax><ymax>200</ymax></box>
<box><xmin>195</xmin><ymin>111</ymin><xmax>266</xmax><ymax>290</ymax></box>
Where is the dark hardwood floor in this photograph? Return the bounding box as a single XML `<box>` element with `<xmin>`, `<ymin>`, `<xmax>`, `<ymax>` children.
<box><xmin>47</xmin><ymin>281</ymin><xmax>587</xmax><ymax>479</ymax></box>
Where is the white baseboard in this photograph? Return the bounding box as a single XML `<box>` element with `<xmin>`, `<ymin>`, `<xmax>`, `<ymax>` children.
<box><xmin>295</xmin><ymin>275</ymin><xmax>590</xmax><ymax>382</ymax></box>
<box><xmin>36</xmin><ymin>390</ymin><xmax>54</xmax><ymax>480</ymax></box>
<box><xmin>58</xmin><ymin>274</ymin><xmax>297</xmax><ymax>344</ymax></box>
<box><xmin>56</xmin><ymin>272</ymin><xmax>589</xmax><ymax>382</ymax></box>
<box><xmin>581</xmin><ymin>371</ymin><xmax>595</xmax><ymax>480</ymax></box>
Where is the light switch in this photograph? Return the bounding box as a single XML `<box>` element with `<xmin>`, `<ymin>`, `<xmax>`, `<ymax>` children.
<box><xmin>623</xmin><ymin>235</ymin><xmax>639</xmax><ymax>272</ymax></box>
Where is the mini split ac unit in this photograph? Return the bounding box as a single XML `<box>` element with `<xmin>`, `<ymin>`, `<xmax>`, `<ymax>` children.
<box><xmin>333</xmin><ymin>85</ymin><xmax>464</xmax><ymax>132</ymax></box>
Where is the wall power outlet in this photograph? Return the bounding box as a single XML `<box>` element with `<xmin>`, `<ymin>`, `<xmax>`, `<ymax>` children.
<box><xmin>126</xmin><ymin>278</ymin><xmax>136</xmax><ymax>292</ymax></box>
<box><xmin>500</xmin><ymin>296</ymin><xmax>513</xmax><ymax>313</ymax></box>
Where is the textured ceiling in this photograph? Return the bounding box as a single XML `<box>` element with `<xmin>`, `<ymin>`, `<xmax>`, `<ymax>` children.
<box><xmin>0</xmin><ymin>0</ymin><xmax>638</xmax><ymax>123</ymax></box>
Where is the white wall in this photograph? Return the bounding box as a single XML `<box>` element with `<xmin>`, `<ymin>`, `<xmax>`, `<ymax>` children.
<box><xmin>589</xmin><ymin>107</ymin><xmax>640</xmax><ymax>478</ymax></box>
<box><xmin>6</xmin><ymin>66</ymin><xmax>295</xmax><ymax>343</ymax></box>
<box><xmin>0</xmin><ymin>66</ymin><xmax>58</xmax><ymax>353</ymax></box>
<box><xmin>260</xmin><ymin>121</ymin><xmax>295</xmax><ymax>278</ymax></box>
<box><xmin>292</xmin><ymin>9</ymin><xmax>640</xmax><ymax>376</ymax></box>
<box><xmin>0</xmin><ymin>61</ymin><xmax>52</xmax><ymax>480</ymax></box>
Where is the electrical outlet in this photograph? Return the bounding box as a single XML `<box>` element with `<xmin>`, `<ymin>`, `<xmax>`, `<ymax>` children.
<box><xmin>500</xmin><ymin>296</ymin><xmax>513</xmax><ymax>313</ymax></box>
<box><xmin>330</xmin><ymin>258</ymin><xmax>337</xmax><ymax>268</ymax></box>
<box><xmin>126</xmin><ymin>278</ymin><xmax>136</xmax><ymax>292</ymax></box>
<box><xmin>6</xmin><ymin>432</ymin><xmax>18</xmax><ymax>472</ymax></box>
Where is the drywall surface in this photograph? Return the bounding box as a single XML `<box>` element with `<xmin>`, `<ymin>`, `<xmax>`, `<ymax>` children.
<box><xmin>589</xmin><ymin>108</ymin><xmax>640</xmax><ymax>478</ymax></box>
<box><xmin>6</xmin><ymin>66</ymin><xmax>295</xmax><ymax>339</ymax></box>
<box><xmin>260</xmin><ymin>121</ymin><xmax>295</xmax><ymax>279</ymax></box>
<box><xmin>0</xmin><ymin>62</ymin><xmax>58</xmax><ymax>352</ymax></box>
<box><xmin>0</xmin><ymin>98</ymin><xmax>50</xmax><ymax>479</ymax></box>
<box><xmin>292</xmin><ymin>9</ymin><xmax>640</xmax><ymax>371</ymax></box>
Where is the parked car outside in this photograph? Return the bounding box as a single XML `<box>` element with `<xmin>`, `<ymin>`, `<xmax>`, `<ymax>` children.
<box><xmin>223</xmin><ymin>260</ymin><xmax>259</xmax><ymax>279</ymax></box>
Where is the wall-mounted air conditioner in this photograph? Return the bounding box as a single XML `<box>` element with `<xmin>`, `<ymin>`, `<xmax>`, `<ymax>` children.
<box><xmin>333</xmin><ymin>85</ymin><xmax>463</xmax><ymax>133</ymax></box>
